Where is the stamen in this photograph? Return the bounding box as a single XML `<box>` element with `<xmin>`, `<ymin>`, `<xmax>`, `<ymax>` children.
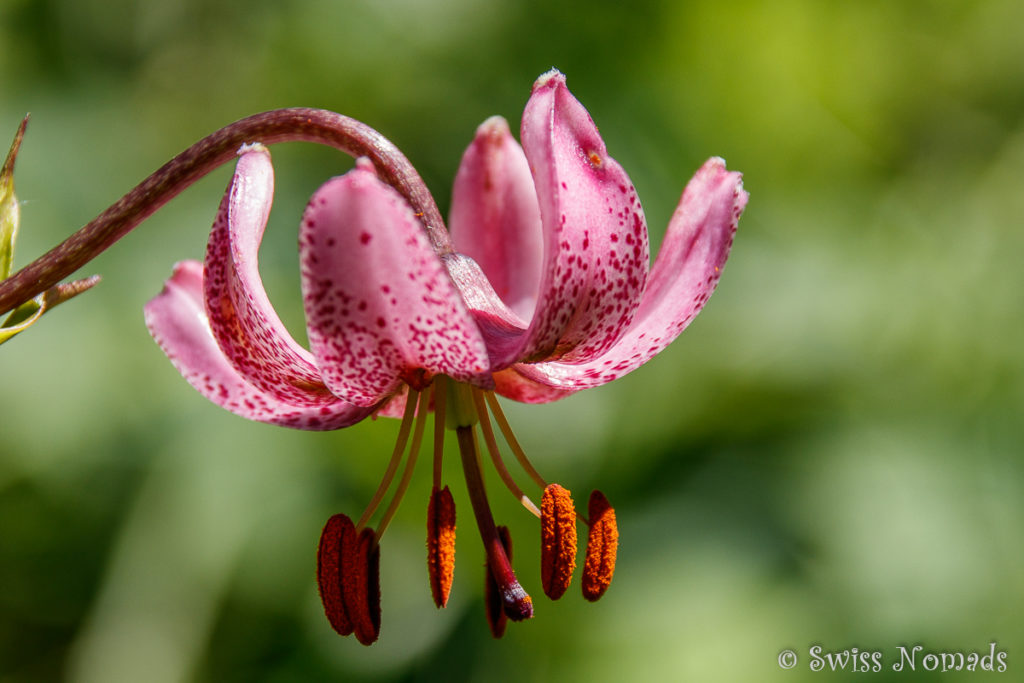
<box><xmin>484</xmin><ymin>392</ymin><xmax>547</xmax><ymax>490</ymax></box>
<box><xmin>344</xmin><ymin>527</ymin><xmax>381</xmax><ymax>645</ymax></box>
<box><xmin>356</xmin><ymin>388</ymin><xmax>420</xmax><ymax>530</ymax></box>
<box><xmin>540</xmin><ymin>484</ymin><xmax>577</xmax><ymax>600</ymax></box>
<box><xmin>316</xmin><ymin>513</ymin><xmax>357</xmax><ymax>636</ymax></box>
<box><xmin>374</xmin><ymin>386</ymin><xmax>432</xmax><ymax>539</ymax></box>
<box><xmin>472</xmin><ymin>388</ymin><xmax>540</xmax><ymax>518</ymax></box>
<box><xmin>455</xmin><ymin>425</ymin><xmax>533</xmax><ymax>621</ymax></box>
<box><xmin>427</xmin><ymin>378</ymin><xmax>454</xmax><ymax>609</ymax></box>
<box><xmin>484</xmin><ymin>525</ymin><xmax>513</xmax><ymax>638</ymax></box>
<box><xmin>426</xmin><ymin>485</ymin><xmax>456</xmax><ymax>608</ymax></box>
<box><xmin>432</xmin><ymin>376</ymin><xmax>447</xmax><ymax>489</ymax></box>
<box><xmin>582</xmin><ymin>490</ymin><xmax>618</xmax><ymax>602</ymax></box>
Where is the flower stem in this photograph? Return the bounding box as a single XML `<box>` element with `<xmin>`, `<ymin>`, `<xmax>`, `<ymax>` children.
<box><xmin>455</xmin><ymin>425</ymin><xmax>533</xmax><ymax>621</ymax></box>
<box><xmin>0</xmin><ymin>108</ymin><xmax>452</xmax><ymax>315</ymax></box>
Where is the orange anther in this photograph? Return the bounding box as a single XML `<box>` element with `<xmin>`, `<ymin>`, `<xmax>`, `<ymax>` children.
<box><xmin>540</xmin><ymin>483</ymin><xmax>577</xmax><ymax>600</ymax></box>
<box><xmin>427</xmin><ymin>485</ymin><xmax>456</xmax><ymax>608</ymax></box>
<box><xmin>582</xmin><ymin>490</ymin><xmax>618</xmax><ymax>602</ymax></box>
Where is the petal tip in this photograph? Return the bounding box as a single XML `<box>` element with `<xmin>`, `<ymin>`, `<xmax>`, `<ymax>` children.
<box><xmin>699</xmin><ymin>157</ymin><xmax>749</xmax><ymax>210</ymax></box>
<box><xmin>354</xmin><ymin>156</ymin><xmax>377</xmax><ymax>175</ymax></box>
<box><xmin>533</xmin><ymin>68</ymin><xmax>565</xmax><ymax>92</ymax></box>
<box><xmin>476</xmin><ymin>115</ymin><xmax>511</xmax><ymax>141</ymax></box>
<box><xmin>151</xmin><ymin>259</ymin><xmax>203</xmax><ymax>300</ymax></box>
<box><xmin>705</xmin><ymin>156</ymin><xmax>727</xmax><ymax>171</ymax></box>
<box><xmin>237</xmin><ymin>142</ymin><xmax>270</xmax><ymax>158</ymax></box>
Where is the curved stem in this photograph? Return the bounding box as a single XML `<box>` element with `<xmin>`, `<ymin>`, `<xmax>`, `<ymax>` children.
<box><xmin>0</xmin><ymin>108</ymin><xmax>452</xmax><ymax>315</ymax></box>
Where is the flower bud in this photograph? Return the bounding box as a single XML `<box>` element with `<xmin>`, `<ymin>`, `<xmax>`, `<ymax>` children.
<box><xmin>1</xmin><ymin>116</ymin><xmax>27</xmax><ymax>281</ymax></box>
<box><xmin>1</xmin><ymin>116</ymin><xmax>101</xmax><ymax>345</ymax></box>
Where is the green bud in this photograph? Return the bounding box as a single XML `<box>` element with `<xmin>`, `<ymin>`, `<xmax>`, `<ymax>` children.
<box><xmin>0</xmin><ymin>115</ymin><xmax>27</xmax><ymax>280</ymax></box>
<box><xmin>0</xmin><ymin>297</ymin><xmax>43</xmax><ymax>344</ymax></box>
<box><xmin>0</xmin><ymin>275</ymin><xmax>101</xmax><ymax>345</ymax></box>
<box><xmin>0</xmin><ymin>115</ymin><xmax>102</xmax><ymax>346</ymax></box>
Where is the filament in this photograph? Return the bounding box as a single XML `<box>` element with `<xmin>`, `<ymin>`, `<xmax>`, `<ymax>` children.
<box><xmin>432</xmin><ymin>376</ymin><xmax>448</xmax><ymax>489</ymax></box>
<box><xmin>484</xmin><ymin>392</ymin><xmax>548</xmax><ymax>490</ymax></box>
<box><xmin>472</xmin><ymin>388</ymin><xmax>540</xmax><ymax>518</ymax></box>
<box><xmin>375</xmin><ymin>385</ymin><xmax>432</xmax><ymax>539</ymax></box>
<box><xmin>356</xmin><ymin>388</ymin><xmax>419</xmax><ymax>530</ymax></box>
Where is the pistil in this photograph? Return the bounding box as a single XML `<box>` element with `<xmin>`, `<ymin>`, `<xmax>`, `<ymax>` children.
<box><xmin>455</xmin><ymin>425</ymin><xmax>533</xmax><ymax>621</ymax></box>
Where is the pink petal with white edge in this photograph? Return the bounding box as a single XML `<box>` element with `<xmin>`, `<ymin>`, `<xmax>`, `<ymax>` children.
<box><xmin>203</xmin><ymin>146</ymin><xmax>335</xmax><ymax>405</ymax></box>
<box><xmin>497</xmin><ymin>69</ymin><xmax>649</xmax><ymax>367</ymax></box>
<box><xmin>507</xmin><ymin>157</ymin><xmax>747</xmax><ymax>392</ymax></box>
<box><xmin>449</xmin><ymin>116</ymin><xmax>543</xmax><ymax>320</ymax></box>
<box><xmin>145</xmin><ymin>260</ymin><xmax>375</xmax><ymax>430</ymax></box>
<box><xmin>300</xmin><ymin>159</ymin><xmax>492</xmax><ymax>407</ymax></box>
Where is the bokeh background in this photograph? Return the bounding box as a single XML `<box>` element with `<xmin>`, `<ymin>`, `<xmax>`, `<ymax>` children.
<box><xmin>2</xmin><ymin>0</ymin><xmax>1023</xmax><ymax>681</ymax></box>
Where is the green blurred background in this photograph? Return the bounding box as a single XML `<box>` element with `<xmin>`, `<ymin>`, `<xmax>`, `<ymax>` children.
<box><xmin>2</xmin><ymin>0</ymin><xmax>1023</xmax><ymax>681</ymax></box>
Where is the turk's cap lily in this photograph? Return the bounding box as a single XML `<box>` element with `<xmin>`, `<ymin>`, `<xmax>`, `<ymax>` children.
<box><xmin>144</xmin><ymin>70</ymin><xmax>747</xmax><ymax>644</ymax></box>
<box><xmin>145</xmin><ymin>71</ymin><xmax>747</xmax><ymax>421</ymax></box>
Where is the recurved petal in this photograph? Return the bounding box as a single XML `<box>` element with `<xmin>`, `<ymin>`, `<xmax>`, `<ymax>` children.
<box><xmin>300</xmin><ymin>159</ymin><xmax>492</xmax><ymax>406</ymax></box>
<box><xmin>501</xmin><ymin>69</ymin><xmax>649</xmax><ymax>367</ymax></box>
<box><xmin>145</xmin><ymin>260</ymin><xmax>375</xmax><ymax>430</ymax></box>
<box><xmin>449</xmin><ymin>116</ymin><xmax>543</xmax><ymax>321</ymax></box>
<box><xmin>203</xmin><ymin>146</ymin><xmax>335</xmax><ymax>405</ymax></box>
<box><xmin>510</xmin><ymin>157</ymin><xmax>747</xmax><ymax>391</ymax></box>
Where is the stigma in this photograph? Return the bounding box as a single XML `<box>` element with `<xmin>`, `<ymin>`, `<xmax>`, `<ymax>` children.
<box><xmin>315</xmin><ymin>376</ymin><xmax>618</xmax><ymax>644</ymax></box>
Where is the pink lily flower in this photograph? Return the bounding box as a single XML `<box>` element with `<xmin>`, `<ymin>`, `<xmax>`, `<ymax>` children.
<box><xmin>145</xmin><ymin>70</ymin><xmax>747</xmax><ymax>644</ymax></box>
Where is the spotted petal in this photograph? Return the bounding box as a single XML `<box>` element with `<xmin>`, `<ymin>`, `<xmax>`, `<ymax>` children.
<box><xmin>145</xmin><ymin>260</ymin><xmax>374</xmax><ymax>429</ymax></box>
<box><xmin>505</xmin><ymin>157</ymin><xmax>747</xmax><ymax>393</ymax></box>
<box><xmin>449</xmin><ymin>116</ymin><xmax>542</xmax><ymax>321</ymax></box>
<box><xmin>300</xmin><ymin>159</ymin><xmax>492</xmax><ymax>406</ymax></box>
<box><xmin>497</xmin><ymin>69</ymin><xmax>650</xmax><ymax>367</ymax></box>
<box><xmin>203</xmin><ymin>146</ymin><xmax>337</xmax><ymax>406</ymax></box>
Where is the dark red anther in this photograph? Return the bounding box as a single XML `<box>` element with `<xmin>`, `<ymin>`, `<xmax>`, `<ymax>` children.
<box><xmin>345</xmin><ymin>527</ymin><xmax>381</xmax><ymax>646</ymax></box>
<box><xmin>316</xmin><ymin>513</ymin><xmax>356</xmax><ymax>636</ymax></box>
